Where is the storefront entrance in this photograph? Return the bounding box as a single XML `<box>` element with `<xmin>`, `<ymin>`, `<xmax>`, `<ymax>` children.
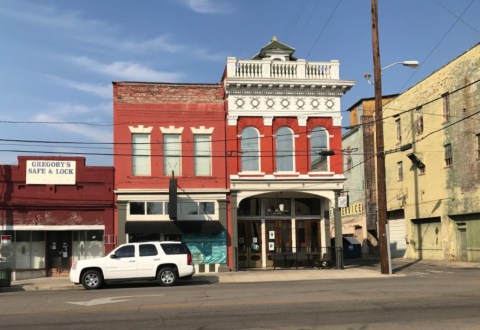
<box><xmin>47</xmin><ymin>231</ymin><xmax>71</xmax><ymax>277</ymax></box>
<box><xmin>236</xmin><ymin>195</ymin><xmax>329</xmax><ymax>269</ymax></box>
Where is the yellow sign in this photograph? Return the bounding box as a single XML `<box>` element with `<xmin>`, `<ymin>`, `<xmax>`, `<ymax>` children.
<box><xmin>341</xmin><ymin>202</ymin><xmax>363</xmax><ymax>216</ymax></box>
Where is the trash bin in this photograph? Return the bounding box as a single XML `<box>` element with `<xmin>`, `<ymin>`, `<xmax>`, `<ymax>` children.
<box><xmin>331</xmin><ymin>237</ymin><xmax>362</xmax><ymax>259</ymax></box>
<box><xmin>0</xmin><ymin>267</ymin><xmax>12</xmax><ymax>287</ymax></box>
<box><xmin>343</xmin><ymin>237</ymin><xmax>361</xmax><ymax>258</ymax></box>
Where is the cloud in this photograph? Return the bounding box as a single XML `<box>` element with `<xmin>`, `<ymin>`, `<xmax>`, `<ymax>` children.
<box><xmin>69</xmin><ymin>56</ymin><xmax>183</xmax><ymax>82</ymax></box>
<box><xmin>177</xmin><ymin>0</ymin><xmax>233</xmax><ymax>14</ymax></box>
<box><xmin>47</xmin><ymin>76</ymin><xmax>112</xmax><ymax>99</ymax></box>
<box><xmin>34</xmin><ymin>113</ymin><xmax>112</xmax><ymax>143</ymax></box>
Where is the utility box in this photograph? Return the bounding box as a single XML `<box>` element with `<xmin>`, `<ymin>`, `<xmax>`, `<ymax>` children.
<box><xmin>0</xmin><ymin>267</ymin><xmax>12</xmax><ymax>287</ymax></box>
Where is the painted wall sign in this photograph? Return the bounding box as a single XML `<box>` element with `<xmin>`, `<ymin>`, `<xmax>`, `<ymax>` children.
<box><xmin>26</xmin><ymin>160</ymin><xmax>76</xmax><ymax>185</ymax></box>
<box><xmin>340</xmin><ymin>202</ymin><xmax>363</xmax><ymax>216</ymax></box>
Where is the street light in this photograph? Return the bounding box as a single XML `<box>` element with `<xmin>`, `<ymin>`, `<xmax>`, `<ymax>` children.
<box><xmin>364</xmin><ymin>61</ymin><xmax>419</xmax><ymax>84</ymax></box>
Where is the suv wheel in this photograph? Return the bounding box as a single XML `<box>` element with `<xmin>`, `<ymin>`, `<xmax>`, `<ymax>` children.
<box><xmin>158</xmin><ymin>267</ymin><xmax>177</xmax><ymax>286</ymax></box>
<box><xmin>81</xmin><ymin>269</ymin><xmax>103</xmax><ymax>290</ymax></box>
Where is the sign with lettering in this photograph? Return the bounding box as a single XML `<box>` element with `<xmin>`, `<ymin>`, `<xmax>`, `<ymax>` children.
<box><xmin>26</xmin><ymin>160</ymin><xmax>76</xmax><ymax>185</ymax></box>
<box><xmin>341</xmin><ymin>202</ymin><xmax>363</xmax><ymax>216</ymax></box>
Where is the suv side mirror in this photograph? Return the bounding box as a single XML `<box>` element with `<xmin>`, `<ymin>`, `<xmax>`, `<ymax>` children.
<box><xmin>110</xmin><ymin>253</ymin><xmax>117</xmax><ymax>259</ymax></box>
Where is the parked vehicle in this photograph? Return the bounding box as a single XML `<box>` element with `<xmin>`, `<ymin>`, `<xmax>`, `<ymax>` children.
<box><xmin>69</xmin><ymin>241</ymin><xmax>195</xmax><ymax>290</ymax></box>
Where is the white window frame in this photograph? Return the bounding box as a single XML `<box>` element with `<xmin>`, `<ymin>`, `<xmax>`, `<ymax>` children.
<box><xmin>309</xmin><ymin>126</ymin><xmax>329</xmax><ymax>172</ymax></box>
<box><xmin>194</xmin><ymin>134</ymin><xmax>212</xmax><ymax>176</ymax></box>
<box><xmin>240</xmin><ymin>126</ymin><xmax>261</xmax><ymax>173</ymax></box>
<box><xmin>275</xmin><ymin>126</ymin><xmax>295</xmax><ymax>173</ymax></box>
<box><xmin>130</xmin><ymin>127</ymin><xmax>152</xmax><ymax>176</ymax></box>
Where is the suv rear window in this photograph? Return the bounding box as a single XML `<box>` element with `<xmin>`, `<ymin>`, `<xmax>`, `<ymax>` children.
<box><xmin>161</xmin><ymin>243</ymin><xmax>190</xmax><ymax>255</ymax></box>
<box><xmin>139</xmin><ymin>244</ymin><xmax>158</xmax><ymax>257</ymax></box>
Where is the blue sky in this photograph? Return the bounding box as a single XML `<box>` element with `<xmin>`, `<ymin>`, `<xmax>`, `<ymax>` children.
<box><xmin>0</xmin><ymin>0</ymin><xmax>478</xmax><ymax>166</ymax></box>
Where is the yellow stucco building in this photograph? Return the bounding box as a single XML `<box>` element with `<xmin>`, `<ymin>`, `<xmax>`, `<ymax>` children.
<box><xmin>383</xmin><ymin>43</ymin><xmax>480</xmax><ymax>261</ymax></box>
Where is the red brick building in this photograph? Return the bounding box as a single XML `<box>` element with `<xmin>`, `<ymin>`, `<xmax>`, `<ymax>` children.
<box><xmin>113</xmin><ymin>82</ymin><xmax>228</xmax><ymax>273</ymax></box>
<box><xmin>224</xmin><ymin>38</ymin><xmax>354</xmax><ymax>269</ymax></box>
<box><xmin>112</xmin><ymin>38</ymin><xmax>354</xmax><ymax>272</ymax></box>
<box><xmin>0</xmin><ymin>156</ymin><xmax>114</xmax><ymax>279</ymax></box>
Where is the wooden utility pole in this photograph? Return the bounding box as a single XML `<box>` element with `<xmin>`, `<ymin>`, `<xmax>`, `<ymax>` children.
<box><xmin>371</xmin><ymin>0</ymin><xmax>390</xmax><ymax>274</ymax></box>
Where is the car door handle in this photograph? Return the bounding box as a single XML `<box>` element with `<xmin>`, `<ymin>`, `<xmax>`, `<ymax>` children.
<box><xmin>129</xmin><ymin>260</ymin><xmax>136</xmax><ymax>263</ymax></box>
<box><xmin>153</xmin><ymin>258</ymin><xmax>160</xmax><ymax>261</ymax></box>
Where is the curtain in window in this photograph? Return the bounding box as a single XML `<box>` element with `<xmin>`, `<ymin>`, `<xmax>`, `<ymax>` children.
<box><xmin>164</xmin><ymin>134</ymin><xmax>181</xmax><ymax>175</ymax></box>
<box><xmin>241</xmin><ymin>127</ymin><xmax>260</xmax><ymax>171</ymax></box>
<box><xmin>194</xmin><ymin>134</ymin><xmax>211</xmax><ymax>176</ymax></box>
<box><xmin>310</xmin><ymin>127</ymin><xmax>328</xmax><ymax>172</ymax></box>
<box><xmin>132</xmin><ymin>133</ymin><xmax>151</xmax><ymax>176</ymax></box>
<box><xmin>276</xmin><ymin>126</ymin><xmax>294</xmax><ymax>172</ymax></box>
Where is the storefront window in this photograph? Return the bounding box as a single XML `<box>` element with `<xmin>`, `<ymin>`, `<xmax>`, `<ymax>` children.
<box><xmin>238</xmin><ymin>198</ymin><xmax>261</xmax><ymax>216</ymax></box>
<box><xmin>13</xmin><ymin>231</ymin><xmax>45</xmax><ymax>270</ymax></box>
<box><xmin>130</xmin><ymin>202</ymin><xmax>145</xmax><ymax>215</ymax></box>
<box><xmin>147</xmin><ymin>202</ymin><xmax>163</xmax><ymax>215</ymax></box>
<box><xmin>72</xmin><ymin>230</ymin><xmax>104</xmax><ymax>261</ymax></box>
<box><xmin>265</xmin><ymin>198</ymin><xmax>291</xmax><ymax>216</ymax></box>
<box><xmin>294</xmin><ymin>198</ymin><xmax>321</xmax><ymax>216</ymax></box>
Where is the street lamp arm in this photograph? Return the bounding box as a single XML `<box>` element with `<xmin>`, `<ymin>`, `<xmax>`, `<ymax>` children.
<box><xmin>364</xmin><ymin>60</ymin><xmax>419</xmax><ymax>84</ymax></box>
<box><xmin>382</xmin><ymin>60</ymin><xmax>419</xmax><ymax>71</ymax></box>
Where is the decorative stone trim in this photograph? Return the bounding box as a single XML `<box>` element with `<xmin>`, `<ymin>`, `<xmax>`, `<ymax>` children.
<box><xmin>128</xmin><ymin>125</ymin><xmax>153</xmax><ymax>133</ymax></box>
<box><xmin>191</xmin><ymin>126</ymin><xmax>214</xmax><ymax>134</ymax></box>
<box><xmin>160</xmin><ymin>126</ymin><xmax>184</xmax><ymax>134</ymax></box>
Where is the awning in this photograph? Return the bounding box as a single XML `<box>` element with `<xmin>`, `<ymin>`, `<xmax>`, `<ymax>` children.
<box><xmin>125</xmin><ymin>221</ymin><xmax>225</xmax><ymax>235</ymax></box>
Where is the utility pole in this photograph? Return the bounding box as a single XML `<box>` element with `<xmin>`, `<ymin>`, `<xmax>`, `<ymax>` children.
<box><xmin>371</xmin><ymin>0</ymin><xmax>390</xmax><ymax>274</ymax></box>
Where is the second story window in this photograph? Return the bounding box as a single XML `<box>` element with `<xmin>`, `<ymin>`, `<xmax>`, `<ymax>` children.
<box><xmin>395</xmin><ymin>118</ymin><xmax>402</xmax><ymax>144</ymax></box>
<box><xmin>275</xmin><ymin>126</ymin><xmax>294</xmax><ymax>172</ymax></box>
<box><xmin>132</xmin><ymin>133</ymin><xmax>151</xmax><ymax>176</ymax></box>
<box><xmin>477</xmin><ymin>133</ymin><xmax>480</xmax><ymax>159</ymax></box>
<box><xmin>194</xmin><ymin>134</ymin><xmax>211</xmax><ymax>176</ymax></box>
<box><xmin>241</xmin><ymin>127</ymin><xmax>260</xmax><ymax>172</ymax></box>
<box><xmin>310</xmin><ymin>126</ymin><xmax>329</xmax><ymax>172</ymax></box>
<box><xmin>415</xmin><ymin>107</ymin><xmax>424</xmax><ymax>135</ymax></box>
<box><xmin>444</xmin><ymin>143</ymin><xmax>453</xmax><ymax>167</ymax></box>
<box><xmin>164</xmin><ymin>134</ymin><xmax>181</xmax><ymax>176</ymax></box>
<box><xmin>397</xmin><ymin>161</ymin><xmax>403</xmax><ymax>181</ymax></box>
<box><xmin>442</xmin><ymin>93</ymin><xmax>450</xmax><ymax>123</ymax></box>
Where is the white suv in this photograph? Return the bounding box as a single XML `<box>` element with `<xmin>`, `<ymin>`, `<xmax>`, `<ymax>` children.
<box><xmin>70</xmin><ymin>241</ymin><xmax>195</xmax><ymax>290</ymax></box>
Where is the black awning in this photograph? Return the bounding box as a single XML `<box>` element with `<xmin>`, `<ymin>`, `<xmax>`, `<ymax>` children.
<box><xmin>125</xmin><ymin>221</ymin><xmax>224</xmax><ymax>235</ymax></box>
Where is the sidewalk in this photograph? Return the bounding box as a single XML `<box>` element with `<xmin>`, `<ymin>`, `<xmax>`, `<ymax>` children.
<box><xmin>3</xmin><ymin>258</ymin><xmax>480</xmax><ymax>292</ymax></box>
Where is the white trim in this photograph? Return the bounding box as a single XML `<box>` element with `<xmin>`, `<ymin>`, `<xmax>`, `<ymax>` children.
<box><xmin>0</xmin><ymin>225</ymin><xmax>105</xmax><ymax>231</ymax></box>
<box><xmin>191</xmin><ymin>126</ymin><xmax>214</xmax><ymax>134</ymax></box>
<box><xmin>273</xmin><ymin>172</ymin><xmax>301</xmax><ymax>176</ymax></box>
<box><xmin>129</xmin><ymin>125</ymin><xmax>153</xmax><ymax>133</ymax></box>
<box><xmin>238</xmin><ymin>171</ymin><xmax>266</xmax><ymax>175</ymax></box>
<box><xmin>160</xmin><ymin>126</ymin><xmax>184</xmax><ymax>134</ymax></box>
<box><xmin>115</xmin><ymin>188</ymin><xmax>230</xmax><ymax>195</ymax></box>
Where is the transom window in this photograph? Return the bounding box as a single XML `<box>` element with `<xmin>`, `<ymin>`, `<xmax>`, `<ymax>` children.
<box><xmin>129</xmin><ymin>202</ymin><xmax>164</xmax><ymax>215</ymax></box>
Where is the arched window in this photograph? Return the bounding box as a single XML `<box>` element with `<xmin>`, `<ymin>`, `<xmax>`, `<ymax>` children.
<box><xmin>276</xmin><ymin>126</ymin><xmax>294</xmax><ymax>172</ymax></box>
<box><xmin>310</xmin><ymin>127</ymin><xmax>329</xmax><ymax>172</ymax></box>
<box><xmin>241</xmin><ymin>127</ymin><xmax>260</xmax><ymax>172</ymax></box>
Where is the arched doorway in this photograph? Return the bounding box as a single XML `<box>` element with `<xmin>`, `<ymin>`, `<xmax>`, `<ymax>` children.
<box><xmin>236</xmin><ymin>193</ymin><xmax>331</xmax><ymax>269</ymax></box>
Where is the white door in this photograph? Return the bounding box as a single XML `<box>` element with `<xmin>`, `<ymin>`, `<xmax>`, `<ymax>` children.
<box><xmin>137</xmin><ymin>243</ymin><xmax>161</xmax><ymax>278</ymax></box>
<box><xmin>389</xmin><ymin>218</ymin><xmax>406</xmax><ymax>258</ymax></box>
<box><xmin>105</xmin><ymin>244</ymin><xmax>137</xmax><ymax>279</ymax></box>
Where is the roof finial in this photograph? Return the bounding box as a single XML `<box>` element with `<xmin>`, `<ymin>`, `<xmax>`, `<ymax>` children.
<box><xmin>272</xmin><ymin>35</ymin><xmax>277</xmax><ymax>41</ymax></box>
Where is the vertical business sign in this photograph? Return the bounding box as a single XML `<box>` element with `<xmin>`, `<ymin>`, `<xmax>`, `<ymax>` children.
<box><xmin>26</xmin><ymin>160</ymin><xmax>76</xmax><ymax>185</ymax></box>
